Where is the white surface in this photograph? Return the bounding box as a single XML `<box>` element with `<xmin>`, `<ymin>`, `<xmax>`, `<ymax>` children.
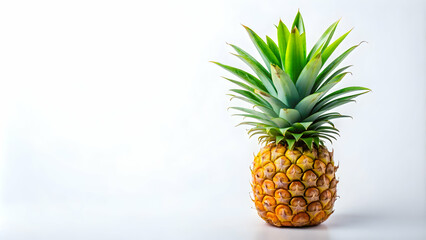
<box><xmin>0</xmin><ymin>0</ymin><xmax>425</xmax><ymax>239</ymax></box>
<box><xmin>0</xmin><ymin>205</ymin><xmax>425</xmax><ymax>239</ymax></box>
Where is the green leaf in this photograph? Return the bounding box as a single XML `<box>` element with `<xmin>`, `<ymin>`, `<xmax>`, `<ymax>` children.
<box><xmin>307</xmin><ymin>19</ymin><xmax>340</xmax><ymax>61</ymax></box>
<box><xmin>227</xmin><ymin>94</ymin><xmax>275</xmax><ymax>116</ymax></box>
<box><xmin>335</xmin><ymin>91</ymin><xmax>368</xmax><ymax>104</ymax></box>
<box><xmin>254</xmin><ymin>105</ymin><xmax>279</xmax><ymax>117</ymax></box>
<box><xmin>277</xmin><ymin>20</ymin><xmax>290</xmax><ymax>69</ymax></box>
<box><xmin>294</xmin><ymin>92</ymin><xmax>323</xmax><ymax>118</ymax></box>
<box><xmin>228</xmin><ymin>93</ymin><xmax>259</xmax><ymax>105</ymax></box>
<box><xmin>270</xmin><ymin>118</ymin><xmax>291</xmax><ymax>128</ymax></box>
<box><xmin>236</xmin><ymin>121</ymin><xmax>274</xmax><ymax>128</ymax></box>
<box><xmin>313</xmin><ymin>137</ymin><xmax>320</xmax><ymax>148</ymax></box>
<box><xmin>288</xmin><ymin>122</ymin><xmax>313</xmax><ymax>132</ymax></box>
<box><xmin>258</xmin><ymin>135</ymin><xmax>271</xmax><ymax>144</ymax></box>
<box><xmin>265</xmin><ymin>127</ymin><xmax>281</xmax><ymax>136</ymax></box>
<box><xmin>290</xmin><ymin>132</ymin><xmax>303</xmax><ymax>141</ymax></box>
<box><xmin>311</xmin><ymin>129</ymin><xmax>337</xmax><ymax>136</ymax></box>
<box><xmin>319</xmin><ymin>91</ymin><xmax>368</xmax><ymax>113</ymax></box>
<box><xmin>301</xmin><ymin>130</ymin><xmax>319</xmax><ymax>136</ymax></box>
<box><xmin>316</xmin><ymin>125</ymin><xmax>339</xmax><ymax>132</ymax></box>
<box><xmin>301</xmin><ymin>137</ymin><xmax>314</xmax><ymax>150</ymax></box>
<box><xmin>266</xmin><ymin>36</ymin><xmax>281</xmax><ymax>65</ymax></box>
<box><xmin>318</xmin><ymin>98</ymin><xmax>356</xmax><ymax>112</ymax></box>
<box><xmin>319</xmin><ymin>132</ymin><xmax>338</xmax><ymax>140</ymax></box>
<box><xmin>276</xmin><ymin>136</ymin><xmax>285</xmax><ymax>144</ymax></box>
<box><xmin>296</xmin><ymin>54</ymin><xmax>322</xmax><ymax>97</ymax></box>
<box><xmin>299</xmin><ymin>122</ymin><xmax>313</xmax><ymax>130</ymax></box>
<box><xmin>233</xmin><ymin>114</ymin><xmax>278</xmax><ymax>126</ymax></box>
<box><xmin>292</xmin><ymin>10</ymin><xmax>305</xmax><ymax>34</ymax></box>
<box><xmin>212</xmin><ymin>61</ymin><xmax>267</xmax><ymax>91</ymax></box>
<box><xmin>286</xmin><ymin>138</ymin><xmax>296</xmax><ymax>150</ymax></box>
<box><xmin>317</xmin><ymin>72</ymin><xmax>351</xmax><ymax>95</ymax></box>
<box><xmin>291</xmin><ymin>11</ymin><xmax>306</xmax><ymax>58</ymax></box>
<box><xmin>223</xmin><ymin>77</ymin><xmax>254</xmax><ymax>92</ymax></box>
<box><xmin>228</xmin><ymin>44</ymin><xmax>270</xmax><ymax>79</ymax></box>
<box><xmin>228</xmin><ymin>89</ymin><xmax>276</xmax><ymax>116</ymax></box>
<box><xmin>316</xmin><ymin>134</ymin><xmax>335</xmax><ymax>143</ymax></box>
<box><xmin>229</xmin><ymin>106</ymin><xmax>270</xmax><ymax>119</ymax></box>
<box><xmin>255</xmin><ymin>89</ymin><xmax>289</xmax><ymax>112</ymax></box>
<box><xmin>243</xmin><ymin>25</ymin><xmax>280</xmax><ymax>71</ymax></box>
<box><xmin>315</xmin><ymin>43</ymin><xmax>362</xmax><ymax>89</ymax></box>
<box><xmin>315</xmin><ymin>87</ymin><xmax>371</xmax><ymax>111</ymax></box>
<box><xmin>315</xmin><ymin>112</ymin><xmax>352</xmax><ymax>122</ymax></box>
<box><xmin>279</xmin><ymin>108</ymin><xmax>302</xmax><ymax>124</ymax></box>
<box><xmin>285</xmin><ymin>27</ymin><xmax>305</xmax><ymax>82</ymax></box>
<box><xmin>303</xmin><ymin>110</ymin><xmax>328</xmax><ymax>122</ymax></box>
<box><xmin>229</xmin><ymin>89</ymin><xmax>260</xmax><ymax>102</ymax></box>
<box><xmin>321</xmin><ymin>29</ymin><xmax>352</xmax><ymax>64</ymax></box>
<box><xmin>313</xmin><ymin>65</ymin><xmax>352</xmax><ymax>91</ymax></box>
<box><xmin>327</xmin><ymin>120</ymin><xmax>335</xmax><ymax>128</ymax></box>
<box><xmin>316</xmin><ymin>127</ymin><xmax>341</xmax><ymax>136</ymax></box>
<box><xmin>321</xmin><ymin>87</ymin><xmax>370</xmax><ymax>103</ymax></box>
<box><xmin>249</xmin><ymin>130</ymin><xmax>265</xmax><ymax>138</ymax></box>
<box><xmin>230</xmin><ymin>97</ymin><xmax>275</xmax><ymax>117</ymax></box>
<box><xmin>279</xmin><ymin>127</ymin><xmax>291</xmax><ymax>136</ymax></box>
<box><xmin>270</xmin><ymin>64</ymin><xmax>300</xmax><ymax>106</ymax></box>
<box><xmin>229</xmin><ymin>89</ymin><xmax>267</xmax><ymax>106</ymax></box>
<box><xmin>231</xmin><ymin>54</ymin><xmax>277</xmax><ymax>95</ymax></box>
<box><xmin>248</xmin><ymin>126</ymin><xmax>265</xmax><ymax>135</ymax></box>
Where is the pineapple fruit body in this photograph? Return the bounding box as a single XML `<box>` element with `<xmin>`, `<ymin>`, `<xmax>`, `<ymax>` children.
<box><xmin>252</xmin><ymin>143</ymin><xmax>338</xmax><ymax>227</ymax></box>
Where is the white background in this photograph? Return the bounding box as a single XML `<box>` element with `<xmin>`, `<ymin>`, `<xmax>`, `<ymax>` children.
<box><xmin>0</xmin><ymin>0</ymin><xmax>425</xmax><ymax>239</ymax></box>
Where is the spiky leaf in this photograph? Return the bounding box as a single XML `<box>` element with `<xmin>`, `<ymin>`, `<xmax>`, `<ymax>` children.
<box><xmin>279</xmin><ymin>108</ymin><xmax>302</xmax><ymax>124</ymax></box>
<box><xmin>271</xmin><ymin>64</ymin><xmax>300</xmax><ymax>106</ymax></box>
<box><xmin>232</xmin><ymin>54</ymin><xmax>277</xmax><ymax>95</ymax></box>
<box><xmin>315</xmin><ymin>43</ymin><xmax>362</xmax><ymax>89</ymax></box>
<box><xmin>266</xmin><ymin>36</ymin><xmax>281</xmax><ymax>65</ymax></box>
<box><xmin>321</xmin><ymin>29</ymin><xmax>352</xmax><ymax>64</ymax></box>
<box><xmin>295</xmin><ymin>92</ymin><xmax>323</xmax><ymax>118</ymax></box>
<box><xmin>212</xmin><ymin>62</ymin><xmax>267</xmax><ymax>92</ymax></box>
<box><xmin>285</xmin><ymin>27</ymin><xmax>305</xmax><ymax>82</ymax></box>
<box><xmin>277</xmin><ymin>20</ymin><xmax>290</xmax><ymax>69</ymax></box>
<box><xmin>296</xmin><ymin>54</ymin><xmax>322</xmax><ymax>97</ymax></box>
<box><xmin>243</xmin><ymin>25</ymin><xmax>280</xmax><ymax>71</ymax></box>
<box><xmin>291</xmin><ymin>11</ymin><xmax>306</xmax><ymax>58</ymax></box>
<box><xmin>307</xmin><ymin>20</ymin><xmax>339</xmax><ymax>61</ymax></box>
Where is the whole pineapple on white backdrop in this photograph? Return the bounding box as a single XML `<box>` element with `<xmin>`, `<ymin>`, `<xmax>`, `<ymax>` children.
<box><xmin>213</xmin><ymin>11</ymin><xmax>369</xmax><ymax>227</ymax></box>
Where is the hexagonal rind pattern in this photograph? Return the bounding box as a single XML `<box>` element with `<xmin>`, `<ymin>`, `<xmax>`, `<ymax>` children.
<box><xmin>252</xmin><ymin>143</ymin><xmax>338</xmax><ymax>227</ymax></box>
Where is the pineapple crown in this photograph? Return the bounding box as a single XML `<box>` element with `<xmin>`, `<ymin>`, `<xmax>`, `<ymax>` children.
<box><xmin>213</xmin><ymin>11</ymin><xmax>370</xmax><ymax>150</ymax></box>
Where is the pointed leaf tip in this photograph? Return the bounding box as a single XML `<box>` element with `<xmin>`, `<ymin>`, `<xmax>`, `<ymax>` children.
<box><xmin>243</xmin><ymin>25</ymin><xmax>281</xmax><ymax>71</ymax></box>
<box><xmin>286</xmin><ymin>138</ymin><xmax>296</xmax><ymax>150</ymax></box>
<box><xmin>301</xmin><ymin>137</ymin><xmax>314</xmax><ymax>150</ymax></box>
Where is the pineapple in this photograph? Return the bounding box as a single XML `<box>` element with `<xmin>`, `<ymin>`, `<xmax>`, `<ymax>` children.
<box><xmin>213</xmin><ymin>11</ymin><xmax>369</xmax><ymax>227</ymax></box>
